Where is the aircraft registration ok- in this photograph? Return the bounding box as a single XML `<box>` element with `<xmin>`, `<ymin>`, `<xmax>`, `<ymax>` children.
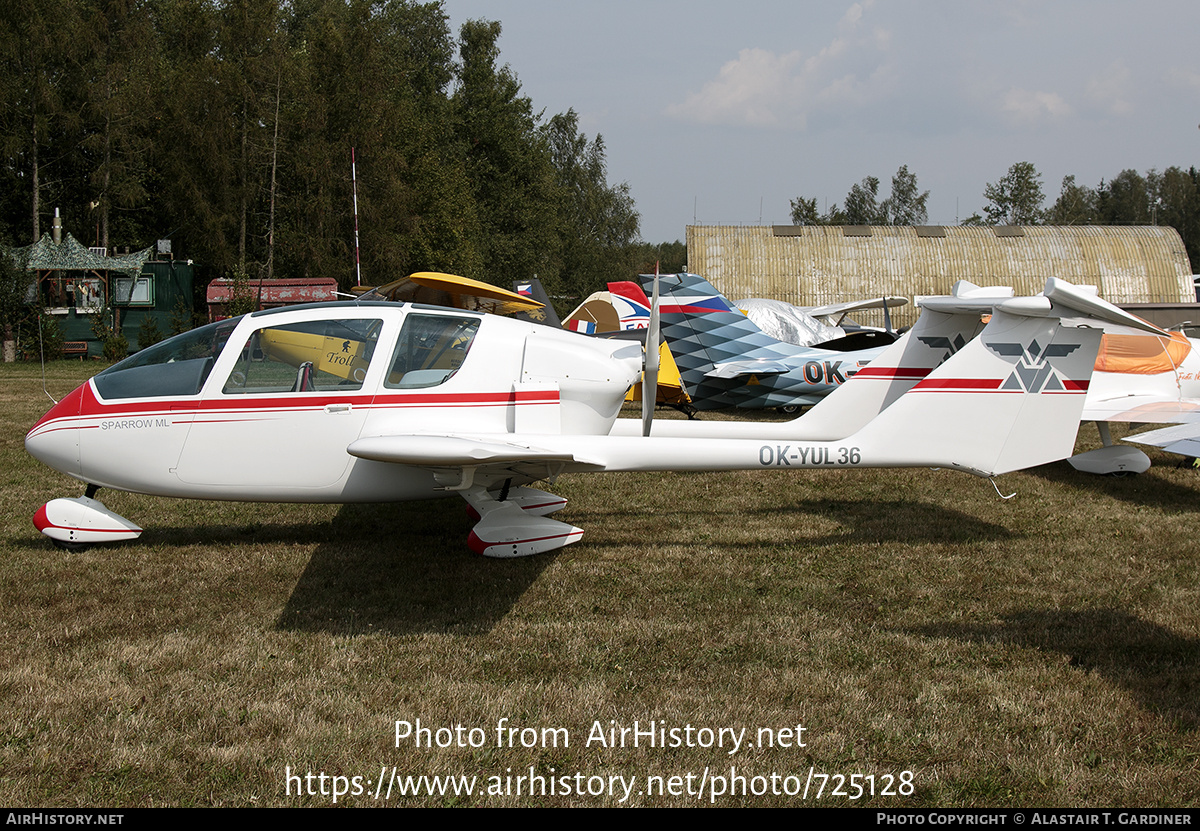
<box><xmin>643</xmin><ymin>272</ymin><xmax>899</xmax><ymax>413</ymax></box>
<box><xmin>25</xmin><ymin>275</ymin><xmax>1163</xmax><ymax>557</ymax></box>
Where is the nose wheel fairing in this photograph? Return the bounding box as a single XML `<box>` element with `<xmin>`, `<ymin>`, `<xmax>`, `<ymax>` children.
<box><xmin>33</xmin><ymin>496</ymin><xmax>143</xmax><ymax>548</ymax></box>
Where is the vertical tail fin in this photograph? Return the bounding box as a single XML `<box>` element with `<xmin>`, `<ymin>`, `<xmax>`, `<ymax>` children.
<box><xmin>511</xmin><ymin>277</ymin><xmax>562</xmax><ymax>327</ymax></box>
<box><xmin>640</xmin><ymin>272</ymin><xmax>834</xmax><ymax>409</ymax></box>
<box><xmin>796</xmin><ymin>281</ymin><xmax>1013</xmax><ymax>440</ymax></box>
<box><xmin>848</xmin><ymin>281</ymin><xmax>1165</xmax><ymax>475</ymax></box>
<box><xmin>606</xmin><ymin>281</ymin><xmax>653</xmax><ymax>330</ymax></box>
<box><xmin>850</xmin><ymin>308</ymin><xmax>1096</xmax><ymax>474</ymax></box>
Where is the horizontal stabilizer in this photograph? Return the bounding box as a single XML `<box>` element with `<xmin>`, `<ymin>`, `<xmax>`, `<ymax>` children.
<box><xmin>805</xmin><ymin>296</ymin><xmax>908</xmax><ymax>318</ymax></box>
<box><xmin>918</xmin><ymin>281</ymin><xmax>1014</xmax><ymax>314</ymax></box>
<box><xmin>1043</xmin><ymin>278</ymin><xmax>1167</xmax><ymax>335</ymax></box>
<box><xmin>705</xmin><ymin>359</ymin><xmax>793</xmax><ymax>378</ymax></box>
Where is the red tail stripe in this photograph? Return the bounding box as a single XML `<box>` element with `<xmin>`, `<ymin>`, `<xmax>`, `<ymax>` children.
<box><xmin>854</xmin><ymin>367</ymin><xmax>931</xmax><ymax>380</ymax></box>
<box><xmin>913</xmin><ymin>378</ymin><xmax>1002</xmax><ymax>390</ymax></box>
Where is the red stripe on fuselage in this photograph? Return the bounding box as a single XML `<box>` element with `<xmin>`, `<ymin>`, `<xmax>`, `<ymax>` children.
<box><xmin>27</xmin><ymin>383</ymin><xmax>85</xmax><ymax>437</ymax></box>
<box><xmin>28</xmin><ymin>380</ymin><xmax>560</xmax><ymax>436</ymax></box>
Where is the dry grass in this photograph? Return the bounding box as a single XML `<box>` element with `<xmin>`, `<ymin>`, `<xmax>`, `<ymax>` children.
<box><xmin>1</xmin><ymin>362</ymin><xmax>1198</xmax><ymax>806</ymax></box>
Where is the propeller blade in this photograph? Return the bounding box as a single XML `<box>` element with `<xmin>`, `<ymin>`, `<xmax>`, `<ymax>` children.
<box><xmin>642</xmin><ymin>271</ymin><xmax>660</xmax><ymax>437</ymax></box>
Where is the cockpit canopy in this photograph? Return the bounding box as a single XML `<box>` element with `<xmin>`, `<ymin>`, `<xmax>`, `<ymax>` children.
<box><xmin>91</xmin><ymin>308</ymin><xmax>485</xmax><ymax>400</ymax></box>
<box><xmin>92</xmin><ymin>318</ymin><xmax>239</xmax><ymax>399</ymax></box>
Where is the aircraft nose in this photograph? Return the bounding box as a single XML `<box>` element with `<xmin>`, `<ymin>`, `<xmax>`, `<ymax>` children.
<box><xmin>25</xmin><ymin>383</ymin><xmax>85</xmax><ymax>477</ymax></box>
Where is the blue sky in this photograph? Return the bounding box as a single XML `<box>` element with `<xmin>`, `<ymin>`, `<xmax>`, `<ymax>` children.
<box><xmin>443</xmin><ymin>1</ymin><xmax>1200</xmax><ymax>243</ymax></box>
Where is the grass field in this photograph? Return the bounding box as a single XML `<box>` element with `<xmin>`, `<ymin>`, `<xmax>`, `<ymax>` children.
<box><xmin>2</xmin><ymin>361</ymin><xmax>1198</xmax><ymax>807</ymax></box>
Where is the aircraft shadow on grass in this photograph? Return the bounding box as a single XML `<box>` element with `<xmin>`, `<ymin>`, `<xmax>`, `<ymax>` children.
<box><xmin>1030</xmin><ymin>459</ymin><xmax>1200</xmax><ymax>511</ymax></box>
<box><xmin>276</xmin><ymin>500</ymin><xmax>549</xmax><ymax>636</ymax></box>
<box><xmin>913</xmin><ymin>609</ymin><xmax>1200</xmax><ymax>729</ymax></box>
<box><xmin>10</xmin><ymin>500</ymin><xmax>543</xmax><ymax>636</ymax></box>
<box><xmin>574</xmin><ymin>497</ymin><xmax>1014</xmax><ymax>550</ymax></box>
<box><xmin>278</xmin><ymin>497</ymin><xmax>1009</xmax><ymax>632</ymax></box>
<box><xmin>787</xmin><ymin>499</ymin><xmax>1014</xmax><ymax>548</ymax></box>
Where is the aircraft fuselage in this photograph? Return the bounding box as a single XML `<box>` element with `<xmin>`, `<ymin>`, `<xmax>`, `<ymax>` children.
<box><xmin>26</xmin><ymin>302</ymin><xmax>642</xmax><ymax>503</ymax></box>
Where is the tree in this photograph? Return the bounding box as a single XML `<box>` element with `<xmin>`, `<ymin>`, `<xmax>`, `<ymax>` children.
<box><xmin>0</xmin><ymin>2</ymin><xmax>649</xmax><ymax>296</ymax></box>
<box><xmin>150</xmin><ymin>0</ymin><xmax>238</xmax><ymax>270</ymax></box>
<box><xmin>1097</xmin><ymin>169</ymin><xmax>1150</xmax><ymax>225</ymax></box>
<box><xmin>0</xmin><ymin>241</ymin><xmax>27</xmax><ymax>360</ymax></box>
<box><xmin>452</xmin><ymin>19</ymin><xmax>557</xmax><ymax>284</ymax></box>
<box><xmin>1149</xmin><ymin>166</ymin><xmax>1200</xmax><ymax>268</ymax></box>
<box><xmin>1049</xmin><ymin>175</ymin><xmax>1097</xmax><ymax>225</ymax></box>
<box><xmin>982</xmin><ymin>162</ymin><xmax>1046</xmax><ymax>225</ymax></box>
<box><xmin>881</xmin><ymin>165</ymin><xmax>929</xmax><ymax>225</ymax></box>
<box><xmin>543</xmin><ymin>109</ymin><xmax>640</xmax><ymax>303</ymax></box>
<box><xmin>630</xmin><ymin>240</ymin><xmax>686</xmax><ymax>274</ymax></box>
<box><xmin>0</xmin><ymin>0</ymin><xmax>85</xmax><ymax>243</ymax></box>
<box><xmin>78</xmin><ymin>0</ymin><xmax>160</xmax><ymax>251</ymax></box>
<box><xmin>791</xmin><ymin>166</ymin><xmax>927</xmax><ymax>226</ymax></box>
<box><xmin>276</xmin><ymin>0</ymin><xmax>472</xmax><ymax>285</ymax></box>
<box><xmin>843</xmin><ymin>176</ymin><xmax>884</xmax><ymax>225</ymax></box>
<box><xmin>789</xmin><ymin>196</ymin><xmax>820</xmax><ymax>225</ymax></box>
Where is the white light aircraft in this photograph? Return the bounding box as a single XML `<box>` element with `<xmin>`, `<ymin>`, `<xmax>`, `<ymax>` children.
<box><xmin>26</xmin><ymin>277</ymin><xmax>1161</xmax><ymax>557</ymax></box>
<box><xmin>1069</xmin><ymin>329</ymin><xmax>1200</xmax><ymax>474</ymax></box>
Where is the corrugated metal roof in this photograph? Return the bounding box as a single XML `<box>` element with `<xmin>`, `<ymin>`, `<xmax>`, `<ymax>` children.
<box><xmin>689</xmin><ymin>225</ymin><xmax>1194</xmax><ymax>329</ymax></box>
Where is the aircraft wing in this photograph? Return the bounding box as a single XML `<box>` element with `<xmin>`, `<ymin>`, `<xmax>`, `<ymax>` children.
<box><xmin>804</xmin><ymin>296</ymin><xmax>909</xmax><ymax>318</ymax></box>
<box><xmin>357</xmin><ymin>271</ymin><xmax>545</xmax><ymax>317</ymax></box>
<box><xmin>347</xmin><ymin>433</ymin><xmax>608</xmax><ymax>557</ymax></box>
<box><xmin>1124</xmin><ymin>423</ymin><xmax>1200</xmax><ymax>457</ymax></box>
<box><xmin>1080</xmin><ymin>396</ymin><xmax>1200</xmax><ymax>423</ymax></box>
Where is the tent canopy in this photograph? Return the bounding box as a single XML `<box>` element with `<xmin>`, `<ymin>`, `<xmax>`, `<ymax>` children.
<box><xmin>7</xmin><ymin>233</ymin><xmax>152</xmax><ymax>278</ymax></box>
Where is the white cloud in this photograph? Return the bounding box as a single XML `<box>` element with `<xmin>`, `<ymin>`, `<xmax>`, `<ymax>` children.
<box><xmin>1000</xmin><ymin>88</ymin><xmax>1073</xmax><ymax>124</ymax></box>
<box><xmin>665</xmin><ymin>48</ymin><xmax>807</xmax><ymax>127</ymax></box>
<box><xmin>664</xmin><ymin>1</ymin><xmax>890</xmax><ymax>129</ymax></box>
<box><xmin>1085</xmin><ymin>60</ymin><xmax>1133</xmax><ymax>116</ymax></box>
<box><xmin>1167</xmin><ymin>67</ymin><xmax>1200</xmax><ymax>91</ymax></box>
<box><xmin>840</xmin><ymin>1</ymin><xmax>866</xmax><ymax>29</ymax></box>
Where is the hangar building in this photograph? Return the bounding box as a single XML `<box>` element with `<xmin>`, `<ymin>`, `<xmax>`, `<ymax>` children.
<box><xmin>686</xmin><ymin>224</ymin><xmax>1195</xmax><ymax>330</ymax></box>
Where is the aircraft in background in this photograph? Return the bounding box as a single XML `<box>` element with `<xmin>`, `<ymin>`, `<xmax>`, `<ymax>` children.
<box><xmin>26</xmin><ymin>276</ymin><xmax>1162</xmax><ymax>557</ymax></box>
<box><xmin>642</xmin><ymin>273</ymin><xmax>899</xmax><ymax>413</ymax></box>
<box><xmin>562</xmin><ymin>281</ymin><xmax>654</xmax><ymax>333</ymax></box>
<box><xmin>353</xmin><ymin>270</ymin><xmax>547</xmax><ymax>318</ymax></box>
<box><xmin>737</xmin><ymin>295</ymin><xmax>908</xmax><ymax>349</ymax></box>
<box><xmin>516</xmin><ymin>277</ymin><xmax>692</xmax><ymax>411</ymax></box>
<box><xmin>805</xmin><ymin>295</ymin><xmax>909</xmax><ymax>330</ymax></box>
<box><xmin>1069</xmin><ymin>328</ymin><xmax>1200</xmax><ymax>474</ymax></box>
